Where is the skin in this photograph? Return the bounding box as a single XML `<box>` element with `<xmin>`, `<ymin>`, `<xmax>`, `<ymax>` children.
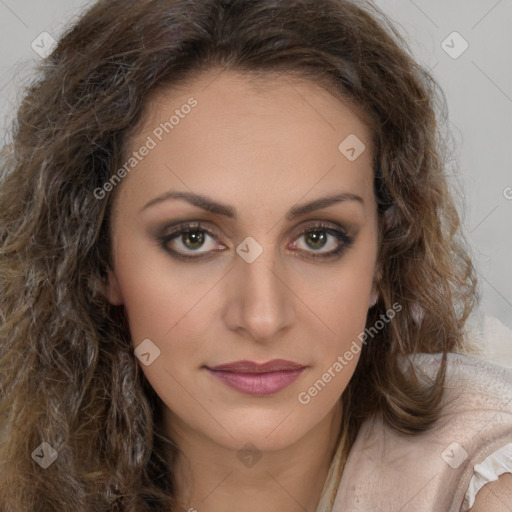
<box><xmin>104</xmin><ymin>69</ymin><xmax>380</xmax><ymax>511</ymax></box>
<box><xmin>469</xmin><ymin>473</ymin><xmax>512</xmax><ymax>511</ymax></box>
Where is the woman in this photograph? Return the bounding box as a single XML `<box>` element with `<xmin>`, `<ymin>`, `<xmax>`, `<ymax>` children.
<box><xmin>0</xmin><ymin>0</ymin><xmax>511</xmax><ymax>510</ymax></box>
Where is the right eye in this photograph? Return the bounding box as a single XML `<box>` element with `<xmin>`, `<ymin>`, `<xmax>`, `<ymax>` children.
<box><xmin>158</xmin><ymin>222</ymin><xmax>227</xmax><ymax>260</ymax></box>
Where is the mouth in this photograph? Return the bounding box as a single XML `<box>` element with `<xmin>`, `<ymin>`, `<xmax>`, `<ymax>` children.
<box><xmin>205</xmin><ymin>359</ymin><xmax>307</xmax><ymax>396</ymax></box>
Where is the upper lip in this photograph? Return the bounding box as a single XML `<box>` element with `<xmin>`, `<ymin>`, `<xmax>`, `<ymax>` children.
<box><xmin>207</xmin><ymin>359</ymin><xmax>306</xmax><ymax>373</ymax></box>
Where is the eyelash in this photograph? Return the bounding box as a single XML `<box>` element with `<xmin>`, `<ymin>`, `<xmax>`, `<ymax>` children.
<box><xmin>157</xmin><ymin>221</ymin><xmax>355</xmax><ymax>261</ymax></box>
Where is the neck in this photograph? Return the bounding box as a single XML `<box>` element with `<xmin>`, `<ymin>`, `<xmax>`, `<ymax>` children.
<box><xmin>167</xmin><ymin>401</ymin><xmax>343</xmax><ymax>512</ymax></box>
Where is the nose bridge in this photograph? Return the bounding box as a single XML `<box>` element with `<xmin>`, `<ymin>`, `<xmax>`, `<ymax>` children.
<box><xmin>226</xmin><ymin>236</ymin><xmax>294</xmax><ymax>340</ymax></box>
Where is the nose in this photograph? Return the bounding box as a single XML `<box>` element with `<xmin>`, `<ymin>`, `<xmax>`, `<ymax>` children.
<box><xmin>221</xmin><ymin>242</ymin><xmax>296</xmax><ymax>343</ymax></box>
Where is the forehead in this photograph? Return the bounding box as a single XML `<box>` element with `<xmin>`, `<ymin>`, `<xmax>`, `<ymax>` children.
<box><xmin>117</xmin><ymin>69</ymin><xmax>375</xmax><ymax>217</ymax></box>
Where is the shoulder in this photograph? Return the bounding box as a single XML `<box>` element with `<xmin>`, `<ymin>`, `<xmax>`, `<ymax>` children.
<box><xmin>416</xmin><ymin>353</ymin><xmax>512</xmax><ymax>511</ymax></box>
<box><xmin>332</xmin><ymin>353</ymin><xmax>512</xmax><ymax>512</ymax></box>
<box><xmin>410</xmin><ymin>351</ymin><xmax>512</xmax><ymax>400</ymax></box>
<box><xmin>411</xmin><ymin>351</ymin><xmax>512</xmax><ymax>417</ymax></box>
<box><xmin>398</xmin><ymin>351</ymin><xmax>512</xmax><ymax>441</ymax></box>
<box><xmin>400</xmin><ymin>352</ymin><xmax>512</xmax><ymax>429</ymax></box>
<box><xmin>469</xmin><ymin>473</ymin><xmax>512</xmax><ymax>511</ymax></box>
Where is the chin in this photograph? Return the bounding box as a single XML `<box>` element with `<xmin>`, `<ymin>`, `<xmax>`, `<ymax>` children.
<box><xmin>205</xmin><ymin>410</ymin><xmax>313</xmax><ymax>453</ymax></box>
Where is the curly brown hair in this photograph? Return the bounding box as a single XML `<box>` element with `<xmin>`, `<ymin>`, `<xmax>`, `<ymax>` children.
<box><xmin>0</xmin><ymin>0</ymin><xmax>479</xmax><ymax>510</ymax></box>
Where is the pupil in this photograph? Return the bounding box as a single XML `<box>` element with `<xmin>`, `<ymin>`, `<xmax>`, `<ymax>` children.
<box><xmin>184</xmin><ymin>230</ymin><xmax>204</xmax><ymax>249</ymax></box>
<box><xmin>306</xmin><ymin>230</ymin><xmax>326</xmax><ymax>250</ymax></box>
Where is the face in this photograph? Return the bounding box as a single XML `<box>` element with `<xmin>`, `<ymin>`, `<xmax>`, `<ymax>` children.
<box><xmin>105</xmin><ymin>70</ymin><xmax>380</xmax><ymax>453</ymax></box>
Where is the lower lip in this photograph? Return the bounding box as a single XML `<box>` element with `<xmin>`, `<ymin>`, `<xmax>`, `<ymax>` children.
<box><xmin>206</xmin><ymin>368</ymin><xmax>306</xmax><ymax>396</ymax></box>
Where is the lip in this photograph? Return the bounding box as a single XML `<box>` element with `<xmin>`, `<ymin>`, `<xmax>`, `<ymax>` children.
<box><xmin>206</xmin><ymin>359</ymin><xmax>307</xmax><ymax>396</ymax></box>
<box><xmin>209</xmin><ymin>359</ymin><xmax>305</xmax><ymax>373</ymax></box>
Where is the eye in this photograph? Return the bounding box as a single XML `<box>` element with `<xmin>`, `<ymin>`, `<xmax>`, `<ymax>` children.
<box><xmin>157</xmin><ymin>221</ymin><xmax>355</xmax><ymax>262</ymax></box>
<box><xmin>289</xmin><ymin>223</ymin><xmax>355</xmax><ymax>259</ymax></box>
<box><xmin>158</xmin><ymin>222</ymin><xmax>226</xmax><ymax>260</ymax></box>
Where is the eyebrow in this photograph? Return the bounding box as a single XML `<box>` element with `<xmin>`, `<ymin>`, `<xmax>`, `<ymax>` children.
<box><xmin>140</xmin><ymin>190</ymin><xmax>364</xmax><ymax>220</ymax></box>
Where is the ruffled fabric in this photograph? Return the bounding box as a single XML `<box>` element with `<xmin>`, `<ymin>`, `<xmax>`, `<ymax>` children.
<box><xmin>461</xmin><ymin>442</ymin><xmax>512</xmax><ymax>511</ymax></box>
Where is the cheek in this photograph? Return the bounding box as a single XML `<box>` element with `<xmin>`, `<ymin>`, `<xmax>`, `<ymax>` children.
<box><xmin>304</xmin><ymin>246</ymin><xmax>376</xmax><ymax>349</ymax></box>
<box><xmin>110</xmin><ymin>234</ymin><xmax>225</xmax><ymax>404</ymax></box>
<box><xmin>297</xmin><ymin>237</ymin><xmax>376</xmax><ymax>395</ymax></box>
<box><xmin>295</xmin><ymin>279</ymin><xmax>370</xmax><ymax>412</ymax></box>
<box><xmin>112</xmin><ymin>231</ymin><xmax>219</xmax><ymax>344</ymax></box>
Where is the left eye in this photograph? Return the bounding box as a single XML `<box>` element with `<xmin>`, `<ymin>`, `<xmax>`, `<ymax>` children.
<box><xmin>290</xmin><ymin>225</ymin><xmax>354</xmax><ymax>258</ymax></box>
<box><xmin>297</xmin><ymin>228</ymin><xmax>339</xmax><ymax>250</ymax></box>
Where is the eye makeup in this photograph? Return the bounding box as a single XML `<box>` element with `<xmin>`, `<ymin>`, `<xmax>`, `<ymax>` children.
<box><xmin>154</xmin><ymin>219</ymin><xmax>357</xmax><ymax>262</ymax></box>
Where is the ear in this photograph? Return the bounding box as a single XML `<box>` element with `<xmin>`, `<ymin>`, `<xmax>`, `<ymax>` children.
<box><xmin>369</xmin><ymin>261</ymin><xmax>382</xmax><ymax>308</ymax></box>
<box><xmin>102</xmin><ymin>269</ymin><xmax>124</xmax><ymax>306</ymax></box>
<box><xmin>369</xmin><ymin>284</ymin><xmax>379</xmax><ymax>308</ymax></box>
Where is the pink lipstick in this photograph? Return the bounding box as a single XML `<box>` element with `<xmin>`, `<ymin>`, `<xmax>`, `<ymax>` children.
<box><xmin>205</xmin><ymin>359</ymin><xmax>306</xmax><ymax>396</ymax></box>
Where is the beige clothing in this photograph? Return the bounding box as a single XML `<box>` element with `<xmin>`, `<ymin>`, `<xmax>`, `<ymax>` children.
<box><xmin>319</xmin><ymin>352</ymin><xmax>512</xmax><ymax>511</ymax></box>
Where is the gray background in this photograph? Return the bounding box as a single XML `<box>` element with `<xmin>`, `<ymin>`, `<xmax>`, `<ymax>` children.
<box><xmin>1</xmin><ymin>1</ymin><xmax>511</xmax><ymax>358</ymax></box>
